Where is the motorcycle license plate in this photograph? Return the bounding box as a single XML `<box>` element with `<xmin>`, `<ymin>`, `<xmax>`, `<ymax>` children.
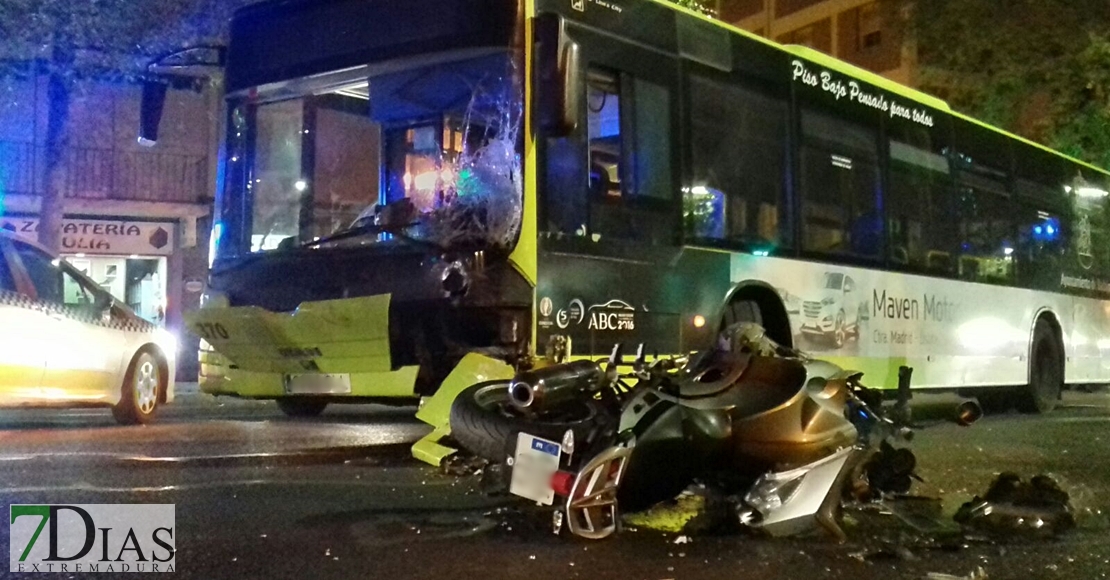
<box><xmin>509</xmin><ymin>433</ymin><xmax>562</xmax><ymax>505</ymax></box>
<box><xmin>283</xmin><ymin>373</ymin><xmax>351</xmax><ymax>395</ymax></box>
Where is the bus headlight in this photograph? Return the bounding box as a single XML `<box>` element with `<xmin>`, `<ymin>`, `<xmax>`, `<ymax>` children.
<box><xmin>200</xmin><ymin>289</ymin><xmax>229</xmax><ymax>309</ymax></box>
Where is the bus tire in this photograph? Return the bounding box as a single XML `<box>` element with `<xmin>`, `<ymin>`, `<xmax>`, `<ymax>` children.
<box><xmin>1018</xmin><ymin>321</ymin><xmax>1062</xmax><ymax>414</ymax></box>
<box><xmin>722</xmin><ymin>299</ymin><xmax>763</xmax><ymax>330</ymax></box>
<box><xmin>277</xmin><ymin>398</ymin><xmax>328</xmax><ymax>417</ymax></box>
<box><xmin>719</xmin><ymin>287</ymin><xmax>792</xmax><ymax>349</ymax></box>
<box><xmin>449</xmin><ymin>381</ymin><xmax>598</xmax><ymax>463</ymax></box>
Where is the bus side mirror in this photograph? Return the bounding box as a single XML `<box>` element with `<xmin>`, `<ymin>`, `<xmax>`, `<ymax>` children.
<box><xmin>534</xmin><ymin>14</ymin><xmax>581</xmax><ymax>137</ymax></box>
<box><xmin>138</xmin><ymin>80</ymin><xmax>168</xmax><ymax>147</ymax></box>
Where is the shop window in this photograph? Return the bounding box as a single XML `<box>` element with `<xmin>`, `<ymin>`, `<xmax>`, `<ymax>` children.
<box><xmin>61</xmin><ymin>268</ymin><xmax>96</xmax><ymax>308</ymax></box>
<box><xmin>685</xmin><ymin>73</ymin><xmax>789</xmax><ymax>249</ymax></box>
<box><xmin>799</xmin><ymin>108</ymin><xmax>882</xmax><ymax>259</ymax></box>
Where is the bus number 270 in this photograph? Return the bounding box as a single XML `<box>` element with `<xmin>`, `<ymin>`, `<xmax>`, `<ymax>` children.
<box><xmin>195</xmin><ymin>322</ymin><xmax>231</xmax><ymax>340</ymax></box>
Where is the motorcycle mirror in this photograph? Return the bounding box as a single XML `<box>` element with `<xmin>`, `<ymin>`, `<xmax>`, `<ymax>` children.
<box><xmin>607</xmin><ymin>343</ymin><xmax>623</xmax><ymax>370</ymax></box>
<box><xmin>633</xmin><ymin>344</ymin><xmax>646</xmax><ymax>371</ymax></box>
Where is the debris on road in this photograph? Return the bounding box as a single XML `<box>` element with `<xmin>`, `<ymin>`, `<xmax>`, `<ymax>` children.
<box><xmin>925</xmin><ymin>566</ymin><xmax>988</xmax><ymax>580</ymax></box>
<box><xmin>954</xmin><ymin>473</ymin><xmax>1075</xmax><ymax>538</ymax></box>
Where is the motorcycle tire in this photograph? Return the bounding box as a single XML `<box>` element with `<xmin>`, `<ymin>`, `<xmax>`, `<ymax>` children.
<box><xmin>449</xmin><ymin>381</ymin><xmax>600</xmax><ymax>463</ymax></box>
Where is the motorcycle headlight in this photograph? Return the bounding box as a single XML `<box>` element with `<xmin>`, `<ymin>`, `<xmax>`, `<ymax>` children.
<box><xmin>744</xmin><ymin>472</ymin><xmax>806</xmax><ymax>515</ymax></box>
<box><xmin>154</xmin><ymin>328</ymin><xmax>179</xmax><ymax>356</ymax></box>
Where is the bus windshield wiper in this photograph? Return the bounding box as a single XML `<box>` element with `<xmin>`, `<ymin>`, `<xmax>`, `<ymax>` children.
<box><xmin>301</xmin><ymin>221</ymin><xmax>387</xmax><ymax>248</ymax></box>
<box><xmin>301</xmin><ymin>219</ymin><xmax>443</xmax><ymax>251</ymax></box>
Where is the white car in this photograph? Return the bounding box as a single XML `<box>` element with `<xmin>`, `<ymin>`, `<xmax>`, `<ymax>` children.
<box><xmin>0</xmin><ymin>231</ymin><xmax>176</xmax><ymax>424</ymax></box>
<box><xmin>799</xmin><ymin>272</ymin><xmax>862</xmax><ymax>348</ymax></box>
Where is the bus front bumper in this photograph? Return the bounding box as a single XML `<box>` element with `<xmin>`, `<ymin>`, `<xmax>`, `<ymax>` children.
<box><xmin>198</xmin><ymin>349</ymin><xmax>419</xmax><ymax>399</ymax></box>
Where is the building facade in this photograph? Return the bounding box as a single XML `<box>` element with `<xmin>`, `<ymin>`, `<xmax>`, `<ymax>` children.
<box><xmin>0</xmin><ymin>78</ymin><xmax>216</xmax><ymax>379</ymax></box>
<box><xmin>715</xmin><ymin>0</ymin><xmax>914</xmax><ymax>84</ymax></box>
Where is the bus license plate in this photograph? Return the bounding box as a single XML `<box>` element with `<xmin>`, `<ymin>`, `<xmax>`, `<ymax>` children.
<box><xmin>284</xmin><ymin>373</ymin><xmax>351</xmax><ymax>395</ymax></box>
<box><xmin>509</xmin><ymin>433</ymin><xmax>562</xmax><ymax>505</ymax></box>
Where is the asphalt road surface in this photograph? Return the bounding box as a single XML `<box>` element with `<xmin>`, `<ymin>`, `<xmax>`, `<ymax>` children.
<box><xmin>2</xmin><ymin>390</ymin><xmax>1109</xmax><ymax>580</ymax></box>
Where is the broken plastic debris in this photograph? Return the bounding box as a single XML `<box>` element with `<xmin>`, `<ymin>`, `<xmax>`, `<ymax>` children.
<box><xmin>954</xmin><ymin>473</ymin><xmax>1075</xmax><ymax>538</ymax></box>
<box><xmin>673</xmin><ymin>535</ymin><xmax>691</xmax><ymax>544</ymax></box>
<box><xmin>925</xmin><ymin>566</ymin><xmax>988</xmax><ymax>580</ymax></box>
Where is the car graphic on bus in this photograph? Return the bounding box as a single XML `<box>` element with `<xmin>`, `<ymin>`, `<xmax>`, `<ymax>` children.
<box><xmin>799</xmin><ymin>272</ymin><xmax>864</xmax><ymax>348</ymax></box>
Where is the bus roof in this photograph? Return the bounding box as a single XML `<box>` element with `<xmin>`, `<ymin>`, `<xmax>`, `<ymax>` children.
<box><xmin>655</xmin><ymin>0</ymin><xmax>1109</xmax><ymax>177</ymax></box>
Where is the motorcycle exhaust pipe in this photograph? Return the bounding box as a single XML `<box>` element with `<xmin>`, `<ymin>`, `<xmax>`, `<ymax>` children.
<box><xmin>956</xmin><ymin>400</ymin><xmax>983</xmax><ymax>426</ymax></box>
<box><xmin>509</xmin><ymin>360</ymin><xmax>603</xmax><ymax>412</ymax></box>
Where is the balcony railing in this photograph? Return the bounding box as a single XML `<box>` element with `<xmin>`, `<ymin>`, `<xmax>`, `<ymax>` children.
<box><xmin>0</xmin><ymin>141</ymin><xmax>208</xmax><ymax>205</ymax></box>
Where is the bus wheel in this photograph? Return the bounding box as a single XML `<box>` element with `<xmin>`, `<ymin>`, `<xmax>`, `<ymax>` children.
<box><xmin>277</xmin><ymin>398</ymin><xmax>328</xmax><ymax>417</ymax></box>
<box><xmin>1018</xmin><ymin>321</ymin><xmax>1062</xmax><ymax>414</ymax></box>
<box><xmin>722</xmin><ymin>299</ymin><xmax>763</xmax><ymax>330</ymax></box>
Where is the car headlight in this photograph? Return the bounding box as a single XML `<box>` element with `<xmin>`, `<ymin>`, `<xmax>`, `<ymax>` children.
<box><xmin>155</xmin><ymin>328</ymin><xmax>178</xmax><ymax>355</ymax></box>
<box><xmin>822</xmin><ymin>297</ymin><xmax>836</xmax><ymax>306</ymax></box>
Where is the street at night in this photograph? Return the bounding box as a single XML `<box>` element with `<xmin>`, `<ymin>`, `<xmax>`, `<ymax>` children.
<box><xmin>3</xmin><ymin>389</ymin><xmax>1109</xmax><ymax>579</ymax></box>
<box><xmin>6</xmin><ymin>0</ymin><xmax>1110</xmax><ymax>577</ymax></box>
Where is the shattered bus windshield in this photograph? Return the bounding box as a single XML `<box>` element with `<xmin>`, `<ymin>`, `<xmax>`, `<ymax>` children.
<box><xmin>226</xmin><ymin>53</ymin><xmax>521</xmax><ymax>254</ymax></box>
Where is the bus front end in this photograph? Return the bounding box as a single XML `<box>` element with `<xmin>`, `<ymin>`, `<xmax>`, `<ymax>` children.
<box><xmin>191</xmin><ymin>0</ymin><xmax>532</xmax><ymax>459</ymax></box>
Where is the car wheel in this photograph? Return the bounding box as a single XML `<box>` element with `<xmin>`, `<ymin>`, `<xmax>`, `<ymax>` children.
<box><xmin>277</xmin><ymin>398</ymin><xmax>328</xmax><ymax>417</ymax></box>
<box><xmin>112</xmin><ymin>351</ymin><xmax>162</xmax><ymax>425</ymax></box>
<box><xmin>833</xmin><ymin>313</ymin><xmax>846</xmax><ymax>348</ymax></box>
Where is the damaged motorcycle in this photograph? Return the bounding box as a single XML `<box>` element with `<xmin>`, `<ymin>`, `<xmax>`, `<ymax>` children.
<box><xmin>449</xmin><ymin>324</ymin><xmax>917</xmax><ymax>540</ymax></box>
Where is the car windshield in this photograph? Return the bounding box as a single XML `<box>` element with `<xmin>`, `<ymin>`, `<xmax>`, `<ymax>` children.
<box><xmin>227</xmin><ymin>53</ymin><xmax>522</xmax><ymax>254</ymax></box>
<box><xmin>823</xmin><ymin>273</ymin><xmax>844</xmax><ymax>290</ymax></box>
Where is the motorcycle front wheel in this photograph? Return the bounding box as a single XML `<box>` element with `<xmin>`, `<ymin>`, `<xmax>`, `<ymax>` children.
<box><xmin>449</xmin><ymin>381</ymin><xmax>601</xmax><ymax>462</ymax></box>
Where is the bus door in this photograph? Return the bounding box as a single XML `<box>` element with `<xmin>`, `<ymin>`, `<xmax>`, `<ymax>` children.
<box><xmin>536</xmin><ymin>24</ymin><xmax>715</xmax><ymax>358</ymax></box>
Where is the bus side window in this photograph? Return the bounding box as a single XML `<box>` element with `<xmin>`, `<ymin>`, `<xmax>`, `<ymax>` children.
<box><xmin>586</xmin><ymin>68</ymin><xmax>675</xmax><ymax>245</ymax></box>
<box><xmin>799</xmin><ymin>108</ymin><xmax>882</xmax><ymax>259</ymax></box>
<box><xmin>952</xmin><ymin>120</ymin><xmax>1015</xmax><ymax>285</ymax></box>
<box><xmin>685</xmin><ymin>72</ymin><xmax>789</xmax><ymax>249</ymax></box>
<box><xmin>1013</xmin><ymin>148</ymin><xmax>1068</xmax><ymax>291</ymax></box>
<box><xmin>887</xmin><ymin>117</ymin><xmax>956</xmax><ymax>275</ymax></box>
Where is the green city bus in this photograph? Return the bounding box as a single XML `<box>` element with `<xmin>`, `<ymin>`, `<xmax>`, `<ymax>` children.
<box><xmin>191</xmin><ymin>0</ymin><xmax>1110</xmax><ymax>464</ymax></box>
